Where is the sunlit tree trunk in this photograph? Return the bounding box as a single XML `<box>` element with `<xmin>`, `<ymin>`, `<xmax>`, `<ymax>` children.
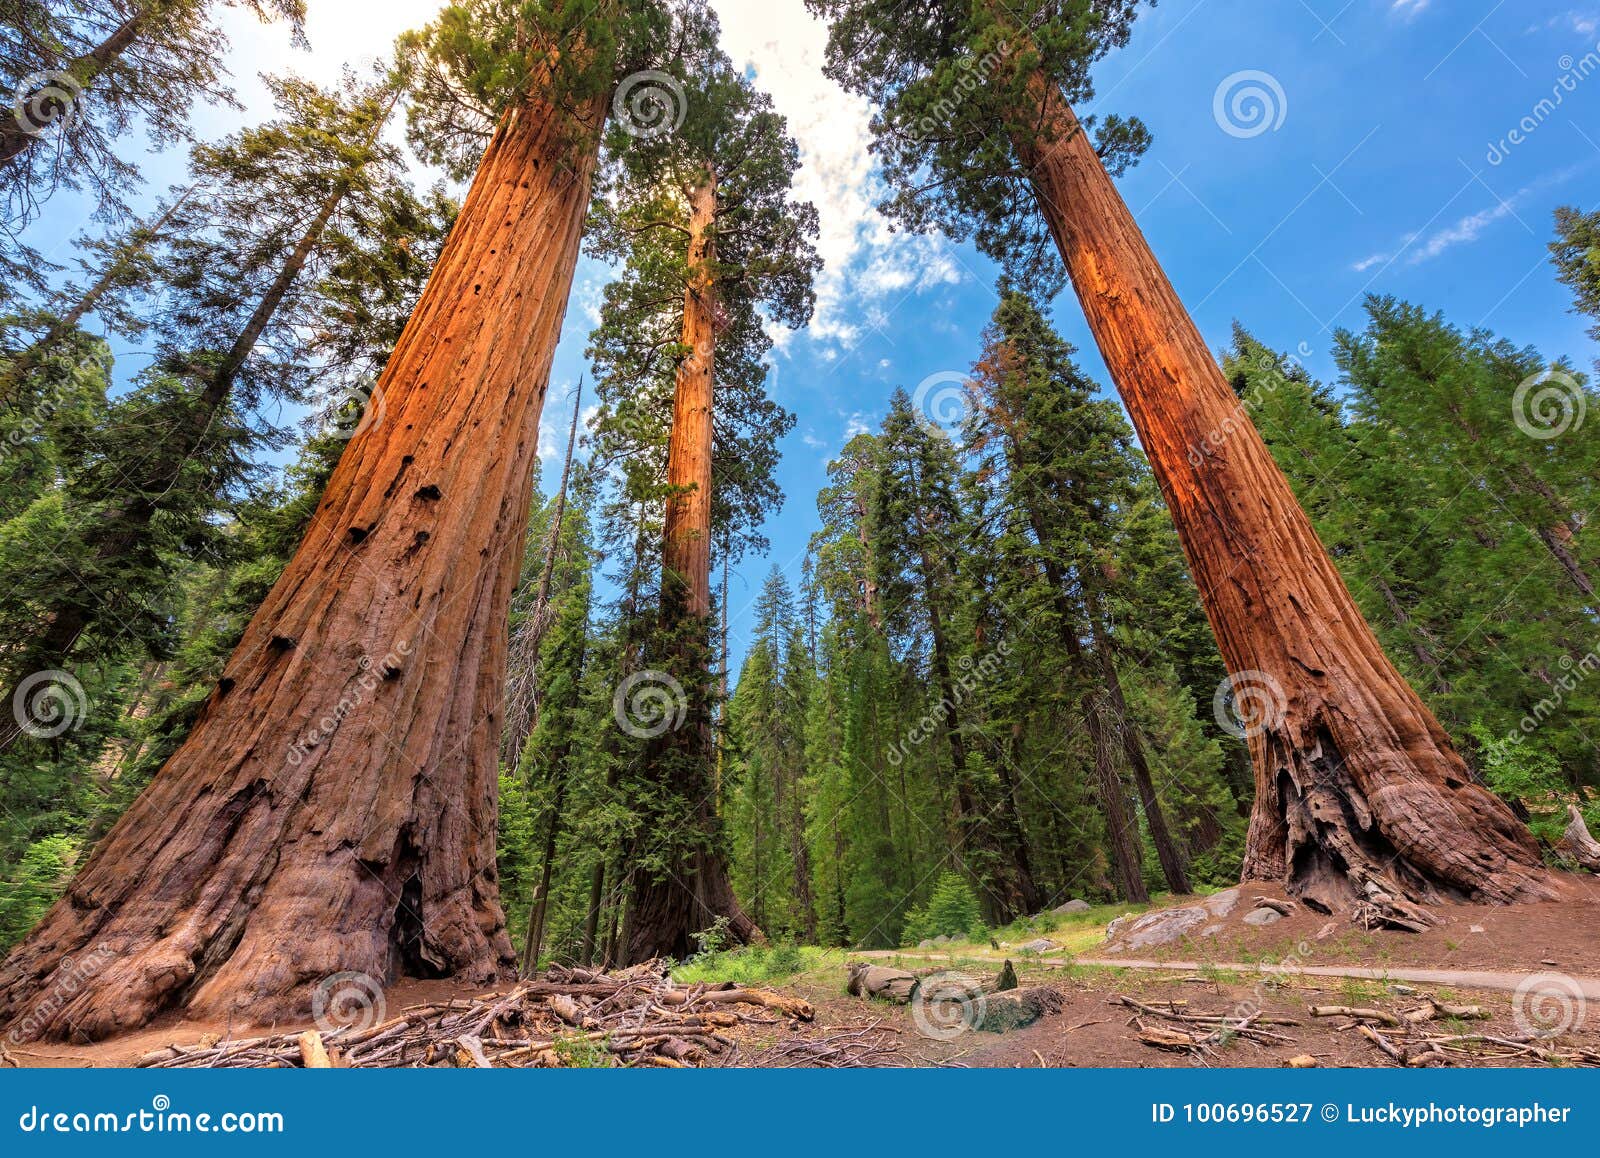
<box><xmin>1018</xmin><ymin>88</ymin><xmax>1552</xmax><ymax>908</ymax></box>
<box><xmin>0</xmin><ymin>93</ymin><xmax>605</xmax><ymax>1040</ymax></box>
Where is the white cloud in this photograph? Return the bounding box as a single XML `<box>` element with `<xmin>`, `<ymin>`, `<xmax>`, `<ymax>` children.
<box><xmin>1389</xmin><ymin>0</ymin><xmax>1431</xmax><ymax>20</ymax></box>
<box><xmin>712</xmin><ymin>0</ymin><xmax>964</xmax><ymax>353</ymax></box>
<box><xmin>1350</xmin><ymin>168</ymin><xmax>1582</xmax><ymax>272</ymax></box>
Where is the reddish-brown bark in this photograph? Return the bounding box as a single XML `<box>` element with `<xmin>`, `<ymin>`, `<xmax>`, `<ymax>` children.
<box><xmin>623</xmin><ymin>167</ymin><xmax>759</xmax><ymax>963</ymax></box>
<box><xmin>0</xmin><ymin>92</ymin><xmax>604</xmax><ymax>1041</ymax></box>
<box><xmin>1018</xmin><ymin>87</ymin><xmax>1554</xmax><ymax>910</ymax></box>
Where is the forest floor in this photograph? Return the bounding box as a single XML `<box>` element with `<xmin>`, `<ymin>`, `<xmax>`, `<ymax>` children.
<box><xmin>9</xmin><ymin>875</ymin><xmax>1597</xmax><ymax>1069</ymax></box>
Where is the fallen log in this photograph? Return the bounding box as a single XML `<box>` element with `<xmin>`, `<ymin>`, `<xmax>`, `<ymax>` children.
<box><xmin>1309</xmin><ymin>1005</ymin><xmax>1401</xmax><ymax>1027</ymax></box>
<box><xmin>847</xmin><ymin>964</ymin><xmax>919</xmax><ymax>1003</ymax></box>
<box><xmin>846</xmin><ymin>960</ymin><xmax>1018</xmax><ymax>1006</ymax></box>
<box><xmin>297</xmin><ymin>1031</ymin><xmax>331</xmax><ymax>1069</ymax></box>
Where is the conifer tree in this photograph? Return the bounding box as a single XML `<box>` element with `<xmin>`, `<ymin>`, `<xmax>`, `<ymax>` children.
<box><xmin>809</xmin><ymin>0</ymin><xmax>1550</xmax><ymax>908</ymax></box>
<box><xmin>0</xmin><ymin>1</ymin><xmax>674</xmax><ymax>1039</ymax></box>
<box><xmin>584</xmin><ymin>12</ymin><xmax>817</xmax><ymax>961</ymax></box>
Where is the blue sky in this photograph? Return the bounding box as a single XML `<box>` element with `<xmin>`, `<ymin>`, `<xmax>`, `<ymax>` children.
<box><xmin>20</xmin><ymin>0</ymin><xmax>1600</xmax><ymax>672</ymax></box>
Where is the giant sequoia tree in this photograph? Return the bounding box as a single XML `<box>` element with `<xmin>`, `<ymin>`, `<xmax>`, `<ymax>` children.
<box><xmin>585</xmin><ymin>25</ymin><xmax>817</xmax><ymax>961</ymax></box>
<box><xmin>809</xmin><ymin>0</ymin><xmax>1552</xmax><ymax>908</ymax></box>
<box><xmin>0</xmin><ymin>1</ymin><xmax>672</xmax><ymax>1041</ymax></box>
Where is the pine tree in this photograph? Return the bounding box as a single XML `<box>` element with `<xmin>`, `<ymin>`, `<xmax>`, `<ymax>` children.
<box><xmin>0</xmin><ymin>0</ymin><xmax>307</xmax><ymax>284</ymax></box>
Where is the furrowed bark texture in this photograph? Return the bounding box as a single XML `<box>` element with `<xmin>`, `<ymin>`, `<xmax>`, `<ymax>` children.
<box><xmin>0</xmin><ymin>94</ymin><xmax>603</xmax><ymax>1041</ymax></box>
<box><xmin>624</xmin><ymin>168</ymin><xmax>759</xmax><ymax>963</ymax></box>
<box><xmin>1019</xmin><ymin>88</ymin><xmax>1553</xmax><ymax>910</ymax></box>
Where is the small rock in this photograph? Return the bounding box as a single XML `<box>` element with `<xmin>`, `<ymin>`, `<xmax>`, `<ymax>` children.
<box><xmin>1469</xmin><ymin>925</ymin><xmax>1485</xmax><ymax>934</ymax></box>
<box><xmin>1391</xmin><ymin>984</ymin><xmax>1419</xmax><ymax>996</ymax></box>
<box><xmin>1315</xmin><ymin>921</ymin><xmax>1339</xmax><ymax>941</ymax></box>
<box><xmin>917</xmin><ymin>939</ymin><xmax>935</xmax><ymax>949</ymax></box>
<box><xmin>1541</xmin><ymin>958</ymin><xmax>1558</xmax><ymax>966</ymax></box>
<box><xmin>1243</xmin><ymin>908</ymin><xmax>1284</xmax><ymax>927</ymax></box>
<box><xmin>932</xmin><ymin>934</ymin><xmax>951</xmax><ymax>945</ymax></box>
<box><xmin>1053</xmin><ymin>899</ymin><xmax>1092</xmax><ymax>915</ymax></box>
<box><xmin>1199</xmin><ymin>924</ymin><xmax>1224</xmax><ymax>938</ymax></box>
<box><xmin>1017</xmin><ymin>938</ymin><xmax>1061</xmax><ymax>953</ymax></box>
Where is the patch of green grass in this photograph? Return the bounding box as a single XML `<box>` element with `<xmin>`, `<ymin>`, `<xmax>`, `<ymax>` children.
<box><xmin>671</xmin><ymin>942</ymin><xmax>830</xmax><ymax>986</ymax></box>
<box><xmin>552</xmin><ymin>1032</ymin><xmax>611</xmax><ymax>1068</ymax></box>
<box><xmin>1339</xmin><ymin>975</ymin><xmax>1387</xmax><ymax>1005</ymax></box>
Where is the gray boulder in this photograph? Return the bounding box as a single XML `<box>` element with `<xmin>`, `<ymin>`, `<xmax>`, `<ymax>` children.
<box><xmin>1017</xmin><ymin>938</ymin><xmax>1061</xmax><ymax>953</ymax></box>
<box><xmin>1243</xmin><ymin>907</ymin><xmax>1284</xmax><ymax>927</ymax></box>
<box><xmin>1201</xmin><ymin>887</ymin><xmax>1241</xmax><ymax>918</ymax></box>
<box><xmin>1052</xmin><ymin>899</ymin><xmax>1092</xmax><ymax>915</ymax></box>
<box><xmin>1104</xmin><ymin>905</ymin><xmax>1210</xmax><ymax>950</ymax></box>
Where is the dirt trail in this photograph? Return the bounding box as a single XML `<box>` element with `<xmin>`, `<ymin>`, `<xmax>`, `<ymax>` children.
<box><xmin>1073</xmin><ymin>958</ymin><xmax>1600</xmax><ymax>998</ymax></box>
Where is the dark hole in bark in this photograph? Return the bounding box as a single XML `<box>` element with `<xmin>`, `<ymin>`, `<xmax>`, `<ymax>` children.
<box><xmin>389</xmin><ymin>833</ymin><xmax>446</xmax><ymax>980</ymax></box>
<box><xmin>216</xmin><ymin>677</ymin><xmax>235</xmax><ymax>696</ymax></box>
<box><xmin>414</xmin><ymin>484</ymin><xmax>442</xmax><ymax>501</ymax></box>
<box><xmin>347</xmin><ymin>526</ymin><xmax>368</xmax><ymax>544</ymax></box>
<box><xmin>269</xmin><ymin>635</ymin><xmax>297</xmax><ymax>652</ymax></box>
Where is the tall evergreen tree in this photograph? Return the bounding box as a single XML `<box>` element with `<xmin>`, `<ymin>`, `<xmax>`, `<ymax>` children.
<box><xmin>584</xmin><ymin>11</ymin><xmax>817</xmax><ymax>962</ymax></box>
<box><xmin>0</xmin><ymin>1</ymin><xmax>676</xmax><ymax>1040</ymax></box>
<box><xmin>809</xmin><ymin>0</ymin><xmax>1550</xmax><ymax>909</ymax></box>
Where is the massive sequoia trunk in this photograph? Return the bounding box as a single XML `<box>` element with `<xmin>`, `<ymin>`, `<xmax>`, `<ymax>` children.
<box><xmin>623</xmin><ymin>167</ymin><xmax>760</xmax><ymax>963</ymax></box>
<box><xmin>0</xmin><ymin>93</ymin><xmax>603</xmax><ymax>1041</ymax></box>
<box><xmin>1018</xmin><ymin>88</ymin><xmax>1553</xmax><ymax>909</ymax></box>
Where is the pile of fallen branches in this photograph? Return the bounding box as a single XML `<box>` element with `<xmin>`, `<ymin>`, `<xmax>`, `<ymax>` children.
<box><xmin>136</xmin><ymin>962</ymin><xmax>821</xmax><ymax>1070</ymax></box>
<box><xmin>1309</xmin><ymin>1000</ymin><xmax>1600</xmax><ymax>1068</ymax></box>
<box><xmin>1115</xmin><ymin>994</ymin><xmax>1298</xmax><ymax>1060</ymax></box>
